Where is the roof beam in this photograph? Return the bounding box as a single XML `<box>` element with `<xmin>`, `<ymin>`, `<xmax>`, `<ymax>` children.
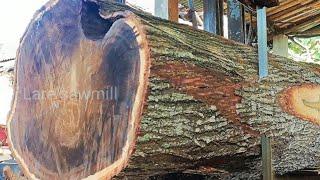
<box><xmin>238</xmin><ymin>0</ymin><xmax>279</xmax><ymax>8</ymax></box>
<box><xmin>269</xmin><ymin>0</ymin><xmax>319</xmax><ymax>20</ymax></box>
<box><xmin>278</xmin><ymin>8</ymin><xmax>320</xmax><ymax>26</ymax></box>
<box><xmin>267</xmin><ymin>0</ymin><xmax>300</xmax><ymax>16</ymax></box>
<box><xmin>281</xmin><ymin>15</ymin><xmax>320</xmax><ymax>34</ymax></box>
<box><xmin>290</xmin><ymin>25</ymin><xmax>320</xmax><ymax>38</ymax></box>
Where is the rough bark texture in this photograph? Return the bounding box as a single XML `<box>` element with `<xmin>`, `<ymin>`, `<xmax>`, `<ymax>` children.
<box><xmin>7</xmin><ymin>0</ymin><xmax>320</xmax><ymax>179</ymax></box>
<box><xmin>97</xmin><ymin>2</ymin><xmax>320</xmax><ymax>179</ymax></box>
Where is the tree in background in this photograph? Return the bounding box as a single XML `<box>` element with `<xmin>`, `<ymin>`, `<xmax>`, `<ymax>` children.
<box><xmin>289</xmin><ymin>37</ymin><xmax>320</xmax><ymax>63</ymax></box>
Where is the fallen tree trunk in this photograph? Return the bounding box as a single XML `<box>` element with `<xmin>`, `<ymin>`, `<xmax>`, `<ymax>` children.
<box><xmin>7</xmin><ymin>0</ymin><xmax>320</xmax><ymax>179</ymax></box>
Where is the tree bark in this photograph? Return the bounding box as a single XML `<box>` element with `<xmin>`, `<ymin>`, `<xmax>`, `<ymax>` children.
<box><xmin>7</xmin><ymin>0</ymin><xmax>320</xmax><ymax>179</ymax></box>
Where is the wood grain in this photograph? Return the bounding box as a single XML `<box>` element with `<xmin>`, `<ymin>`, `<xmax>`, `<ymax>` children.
<box><xmin>7</xmin><ymin>0</ymin><xmax>150</xmax><ymax>179</ymax></box>
<box><xmin>279</xmin><ymin>84</ymin><xmax>320</xmax><ymax>125</ymax></box>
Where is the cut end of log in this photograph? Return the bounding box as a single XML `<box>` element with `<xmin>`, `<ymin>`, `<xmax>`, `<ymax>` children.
<box><xmin>7</xmin><ymin>0</ymin><xmax>150</xmax><ymax>179</ymax></box>
<box><xmin>278</xmin><ymin>84</ymin><xmax>320</xmax><ymax>125</ymax></box>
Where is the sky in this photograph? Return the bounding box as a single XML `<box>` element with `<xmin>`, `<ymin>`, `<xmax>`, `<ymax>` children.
<box><xmin>0</xmin><ymin>0</ymin><xmax>48</xmax><ymax>59</ymax></box>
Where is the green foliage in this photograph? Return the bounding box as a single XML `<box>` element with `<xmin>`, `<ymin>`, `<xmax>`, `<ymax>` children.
<box><xmin>289</xmin><ymin>37</ymin><xmax>320</xmax><ymax>62</ymax></box>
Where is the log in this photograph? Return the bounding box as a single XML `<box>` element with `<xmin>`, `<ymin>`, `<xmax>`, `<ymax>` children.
<box><xmin>7</xmin><ymin>0</ymin><xmax>320</xmax><ymax>179</ymax></box>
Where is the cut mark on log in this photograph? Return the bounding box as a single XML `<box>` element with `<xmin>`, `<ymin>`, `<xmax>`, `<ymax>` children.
<box><xmin>303</xmin><ymin>97</ymin><xmax>320</xmax><ymax>111</ymax></box>
<box><xmin>279</xmin><ymin>84</ymin><xmax>320</xmax><ymax>125</ymax></box>
<box><xmin>7</xmin><ymin>0</ymin><xmax>150</xmax><ymax>179</ymax></box>
<box><xmin>152</xmin><ymin>61</ymin><xmax>259</xmax><ymax>136</ymax></box>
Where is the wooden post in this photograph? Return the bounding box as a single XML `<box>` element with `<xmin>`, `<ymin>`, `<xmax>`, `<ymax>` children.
<box><xmin>273</xmin><ymin>34</ymin><xmax>288</xmax><ymax>58</ymax></box>
<box><xmin>261</xmin><ymin>135</ymin><xmax>273</xmax><ymax>180</ymax></box>
<box><xmin>188</xmin><ymin>0</ymin><xmax>198</xmax><ymax>29</ymax></box>
<box><xmin>203</xmin><ymin>0</ymin><xmax>224</xmax><ymax>35</ymax></box>
<box><xmin>168</xmin><ymin>0</ymin><xmax>179</xmax><ymax>22</ymax></box>
<box><xmin>257</xmin><ymin>6</ymin><xmax>268</xmax><ymax>78</ymax></box>
<box><xmin>227</xmin><ymin>0</ymin><xmax>245</xmax><ymax>43</ymax></box>
<box><xmin>155</xmin><ymin>0</ymin><xmax>179</xmax><ymax>22</ymax></box>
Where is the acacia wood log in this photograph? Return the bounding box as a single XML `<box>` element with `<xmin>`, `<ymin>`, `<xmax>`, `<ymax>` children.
<box><xmin>7</xmin><ymin>0</ymin><xmax>320</xmax><ymax>179</ymax></box>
